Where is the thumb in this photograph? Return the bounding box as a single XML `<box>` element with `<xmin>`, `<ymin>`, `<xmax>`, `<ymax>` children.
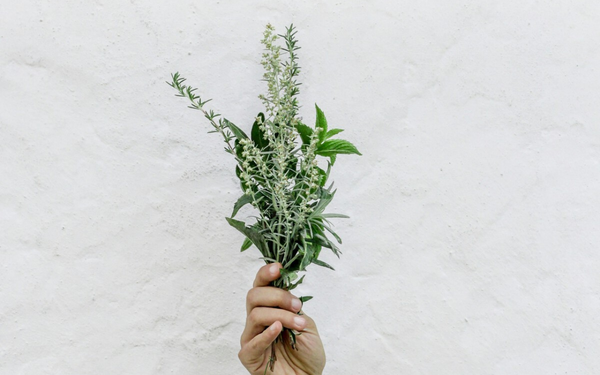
<box><xmin>239</xmin><ymin>321</ymin><xmax>282</xmax><ymax>367</ymax></box>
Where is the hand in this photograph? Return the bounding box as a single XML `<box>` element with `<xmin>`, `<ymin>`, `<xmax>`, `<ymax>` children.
<box><xmin>239</xmin><ymin>263</ymin><xmax>326</xmax><ymax>374</ymax></box>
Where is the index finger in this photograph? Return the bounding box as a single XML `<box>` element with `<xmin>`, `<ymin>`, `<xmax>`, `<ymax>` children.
<box><xmin>253</xmin><ymin>263</ymin><xmax>282</xmax><ymax>288</ymax></box>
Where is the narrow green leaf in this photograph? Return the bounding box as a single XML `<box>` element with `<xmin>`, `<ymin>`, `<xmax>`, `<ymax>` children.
<box><xmin>288</xmin><ymin>275</ymin><xmax>305</xmax><ymax>290</ymax></box>
<box><xmin>226</xmin><ymin>217</ymin><xmax>267</xmax><ymax>254</ymax></box>
<box><xmin>223</xmin><ymin>118</ymin><xmax>248</xmax><ymax>140</ymax></box>
<box><xmin>323</xmin><ymin>224</ymin><xmax>342</xmax><ymax>244</ymax></box>
<box><xmin>299</xmin><ymin>296</ymin><xmax>313</xmax><ymax>303</ymax></box>
<box><xmin>309</xmin><ymin>187</ymin><xmax>336</xmax><ymax>217</ymax></box>
<box><xmin>240</xmin><ymin>237</ymin><xmax>253</xmax><ymax>252</ymax></box>
<box><xmin>311</xmin><ymin>258</ymin><xmax>335</xmax><ymax>270</ymax></box>
<box><xmin>232</xmin><ymin>194</ymin><xmax>253</xmax><ymax>217</ymax></box>
<box><xmin>330</xmin><ymin>154</ymin><xmax>337</xmax><ymax>166</ymax></box>
<box><xmin>314</xmin><ymin>233</ymin><xmax>341</xmax><ymax>257</ymax></box>
<box><xmin>299</xmin><ymin>240</ymin><xmax>315</xmax><ymax>271</ymax></box>
<box><xmin>321</xmin><ymin>213</ymin><xmax>350</xmax><ymax>219</ymax></box>
<box><xmin>316</xmin><ymin>139</ymin><xmax>362</xmax><ymax>157</ymax></box>
<box><xmin>314</xmin><ymin>104</ymin><xmax>328</xmax><ymax>143</ymax></box>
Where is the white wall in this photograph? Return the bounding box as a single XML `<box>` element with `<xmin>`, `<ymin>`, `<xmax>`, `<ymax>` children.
<box><xmin>2</xmin><ymin>1</ymin><xmax>600</xmax><ymax>374</ymax></box>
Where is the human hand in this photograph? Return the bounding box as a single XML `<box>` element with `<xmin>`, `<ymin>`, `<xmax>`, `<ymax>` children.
<box><xmin>238</xmin><ymin>263</ymin><xmax>326</xmax><ymax>374</ymax></box>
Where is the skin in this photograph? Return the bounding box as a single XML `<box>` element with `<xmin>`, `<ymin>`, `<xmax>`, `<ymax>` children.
<box><xmin>239</xmin><ymin>263</ymin><xmax>326</xmax><ymax>375</ymax></box>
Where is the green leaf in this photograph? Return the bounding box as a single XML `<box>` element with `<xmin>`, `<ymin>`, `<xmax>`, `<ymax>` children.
<box><xmin>251</xmin><ymin>113</ymin><xmax>268</xmax><ymax>149</ymax></box>
<box><xmin>231</xmin><ymin>194</ymin><xmax>253</xmax><ymax>218</ymax></box>
<box><xmin>315</xmin><ymin>104</ymin><xmax>328</xmax><ymax>143</ymax></box>
<box><xmin>330</xmin><ymin>154</ymin><xmax>337</xmax><ymax>166</ymax></box>
<box><xmin>311</xmin><ymin>229</ymin><xmax>342</xmax><ymax>258</ymax></box>
<box><xmin>309</xmin><ymin>187</ymin><xmax>336</xmax><ymax>217</ymax></box>
<box><xmin>316</xmin><ymin>167</ymin><xmax>328</xmax><ymax>187</ymax></box>
<box><xmin>286</xmin><ymin>156</ymin><xmax>299</xmax><ymax>179</ymax></box>
<box><xmin>323</xmin><ymin>224</ymin><xmax>342</xmax><ymax>244</ymax></box>
<box><xmin>240</xmin><ymin>237</ymin><xmax>253</xmax><ymax>252</ymax></box>
<box><xmin>279</xmin><ymin>268</ymin><xmax>299</xmax><ymax>286</ymax></box>
<box><xmin>288</xmin><ymin>275</ymin><xmax>305</xmax><ymax>291</ymax></box>
<box><xmin>312</xmin><ymin>258</ymin><xmax>335</xmax><ymax>270</ymax></box>
<box><xmin>234</xmin><ymin>139</ymin><xmax>244</xmax><ymax>159</ymax></box>
<box><xmin>235</xmin><ymin>165</ymin><xmax>248</xmax><ymax>191</ymax></box>
<box><xmin>321</xmin><ymin>213</ymin><xmax>350</xmax><ymax>219</ymax></box>
<box><xmin>299</xmin><ymin>296</ymin><xmax>313</xmax><ymax>303</ymax></box>
<box><xmin>325</xmin><ymin>128</ymin><xmax>344</xmax><ymax>140</ymax></box>
<box><xmin>299</xmin><ymin>239</ymin><xmax>315</xmax><ymax>271</ymax></box>
<box><xmin>295</xmin><ymin>123</ymin><xmax>313</xmax><ymax>145</ymax></box>
<box><xmin>226</xmin><ymin>217</ymin><xmax>267</xmax><ymax>254</ymax></box>
<box><xmin>223</xmin><ymin>118</ymin><xmax>248</xmax><ymax>140</ymax></box>
<box><xmin>316</xmin><ymin>139</ymin><xmax>362</xmax><ymax>157</ymax></box>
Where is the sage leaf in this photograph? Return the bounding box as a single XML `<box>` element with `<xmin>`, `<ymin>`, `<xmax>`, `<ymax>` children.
<box><xmin>231</xmin><ymin>194</ymin><xmax>253</xmax><ymax>217</ymax></box>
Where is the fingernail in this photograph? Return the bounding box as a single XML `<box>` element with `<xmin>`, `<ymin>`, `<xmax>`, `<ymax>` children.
<box><xmin>294</xmin><ymin>316</ymin><xmax>306</xmax><ymax>329</ymax></box>
<box><xmin>291</xmin><ymin>298</ymin><xmax>302</xmax><ymax>312</ymax></box>
<box><xmin>270</xmin><ymin>323</ymin><xmax>279</xmax><ymax>332</ymax></box>
<box><xmin>269</xmin><ymin>264</ymin><xmax>279</xmax><ymax>276</ymax></box>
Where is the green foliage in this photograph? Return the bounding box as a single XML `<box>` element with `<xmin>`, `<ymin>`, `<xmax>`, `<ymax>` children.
<box><xmin>240</xmin><ymin>237</ymin><xmax>253</xmax><ymax>252</ymax></box>
<box><xmin>295</xmin><ymin>123</ymin><xmax>313</xmax><ymax>145</ymax></box>
<box><xmin>231</xmin><ymin>194</ymin><xmax>253</xmax><ymax>218</ymax></box>
<box><xmin>315</xmin><ymin>104</ymin><xmax>328</xmax><ymax>143</ymax></box>
<box><xmin>167</xmin><ymin>25</ymin><xmax>361</xmax><ymax>357</ymax></box>
<box><xmin>316</xmin><ymin>139</ymin><xmax>362</xmax><ymax>157</ymax></box>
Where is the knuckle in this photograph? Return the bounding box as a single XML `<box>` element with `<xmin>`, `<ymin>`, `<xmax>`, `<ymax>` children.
<box><xmin>246</xmin><ymin>288</ymin><xmax>257</xmax><ymax>305</ymax></box>
<box><xmin>248</xmin><ymin>309</ymin><xmax>260</xmax><ymax>324</ymax></box>
<box><xmin>283</xmin><ymin>291</ymin><xmax>298</xmax><ymax>310</ymax></box>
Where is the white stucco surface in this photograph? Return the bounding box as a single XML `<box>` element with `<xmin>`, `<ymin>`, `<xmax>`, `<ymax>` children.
<box><xmin>2</xmin><ymin>1</ymin><xmax>600</xmax><ymax>374</ymax></box>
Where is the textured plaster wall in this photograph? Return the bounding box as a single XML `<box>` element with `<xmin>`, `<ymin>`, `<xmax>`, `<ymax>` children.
<box><xmin>2</xmin><ymin>1</ymin><xmax>600</xmax><ymax>374</ymax></box>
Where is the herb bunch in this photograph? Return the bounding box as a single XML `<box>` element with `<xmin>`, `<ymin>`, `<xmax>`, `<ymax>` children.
<box><xmin>168</xmin><ymin>23</ymin><xmax>360</xmax><ymax>365</ymax></box>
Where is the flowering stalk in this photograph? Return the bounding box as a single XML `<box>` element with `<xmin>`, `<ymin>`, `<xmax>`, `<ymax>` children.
<box><xmin>168</xmin><ymin>23</ymin><xmax>361</xmax><ymax>372</ymax></box>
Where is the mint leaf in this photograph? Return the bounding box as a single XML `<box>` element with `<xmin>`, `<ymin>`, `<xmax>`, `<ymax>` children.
<box><xmin>315</xmin><ymin>104</ymin><xmax>328</xmax><ymax>143</ymax></box>
<box><xmin>325</xmin><ymin>128</ymin><xmax>344</xmax><ymax>140</ymax></box>
<box><xmin>316</xmin><ymin>139</ymin><xmax>362</xmax><ymax>157</ymax></box>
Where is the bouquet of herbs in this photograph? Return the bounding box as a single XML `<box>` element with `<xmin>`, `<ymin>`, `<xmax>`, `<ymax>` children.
<box><xmin>168</xmin><ymin>23</ymin><xmax>360</xmax><ymax>360</ymax></box>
